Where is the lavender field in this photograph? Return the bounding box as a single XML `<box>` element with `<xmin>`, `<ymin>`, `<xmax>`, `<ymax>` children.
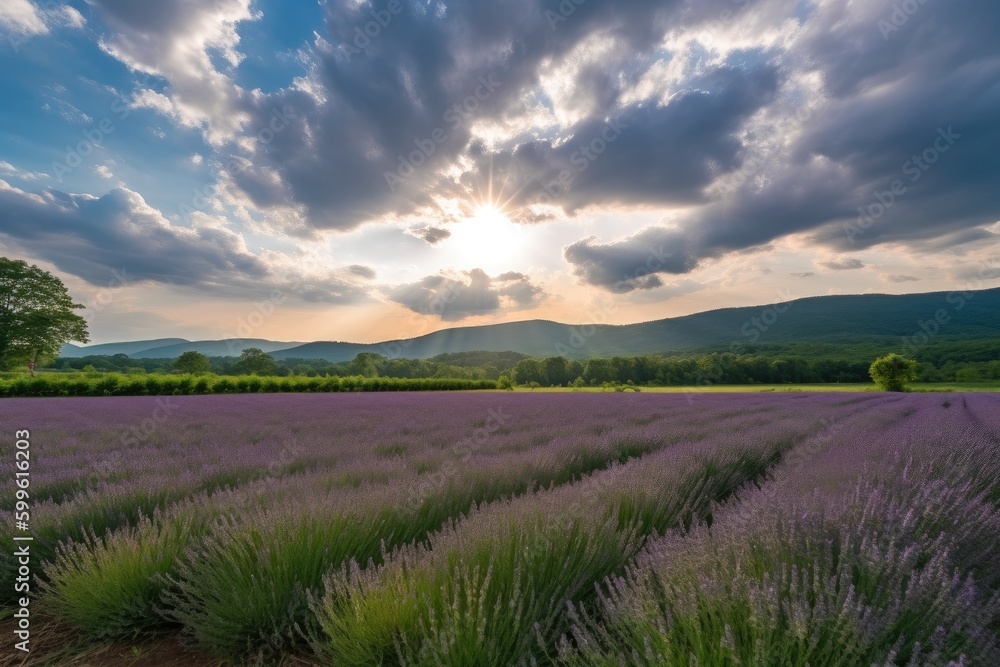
<box><xmin>2</xmin><ymin>392</ymin><xmax>999</xmax><ymax>666</ymax></box>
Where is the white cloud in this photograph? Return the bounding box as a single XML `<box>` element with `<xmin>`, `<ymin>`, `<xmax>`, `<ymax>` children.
<box><xmin>0</xmin><ymin>161</ymin><xmax>47</xmax><ymax>181</ymax></box>
<box><xmin>0</xmin><ymin>0</ymin><xmax>48</xmax><ymax>35</ymax></box>
<box><xmin>0</xmin><ymin>1</ymin><xmax>85</xmax><ymax>37</ymax></box>
<box><xmin>92</xmin><ymin>0</ymin><xmax>257</xmax><ymax>145</ymax></box>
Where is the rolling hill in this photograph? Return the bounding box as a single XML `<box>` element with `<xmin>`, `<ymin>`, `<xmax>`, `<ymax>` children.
<box><xmin>59</xmin><ymin>338</ymin><xmax>304</xmax><ymax>359</ymax></box>
<box><xmin>59</xmin><ymin>338</ymin><xmax>189</xmax><ymax>358</ymax></box>
<box><xmin>61</xmin><ymin>287</ymin><xmax>1000</xmax><ymax>362</ymax></box>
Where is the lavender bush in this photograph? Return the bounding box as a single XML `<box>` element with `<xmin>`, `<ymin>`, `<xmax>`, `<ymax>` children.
<box><xmin>0</xmin><ymin>391</ymin><xmax>996</xmax><ymax>664</ymax></box>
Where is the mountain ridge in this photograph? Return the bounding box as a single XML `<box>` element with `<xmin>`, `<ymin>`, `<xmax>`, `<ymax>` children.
<box><xmin>60</xmin><ymin>287</ymin><xmax>1000</xmax><ymax>362</ymax></box>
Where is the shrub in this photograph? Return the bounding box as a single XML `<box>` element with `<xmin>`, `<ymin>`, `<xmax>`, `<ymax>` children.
<box><xmin>869</xmin><ymin>353</ymin><xmax>918</xmax><ymax>392</ymax></box>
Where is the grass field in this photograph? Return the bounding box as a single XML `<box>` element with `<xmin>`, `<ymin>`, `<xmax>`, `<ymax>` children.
<box><xmin>1</xmin><ymin>392</ymin><xmax>999</xmax><ymax>665</ymax></box>
<box><xmin>513</xmin><ymin>381</ymin><xmax>1000</xmax><ymax>393</ymax></box>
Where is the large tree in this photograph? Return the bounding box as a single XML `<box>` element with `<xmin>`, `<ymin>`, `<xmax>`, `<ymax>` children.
<box><xmin>0</xmin><ymin>258</ymin><xmax>89</xmax><ymax>375</ymax></box>
<box><xmin>236</xmin><ymin>347</ymin><xmax>278</xmax><ymax>376</ymax></box>
<box><xmin>174</xmin><ymin>350</ymin><xmax>211</xmax><ymax>375</ymax></box>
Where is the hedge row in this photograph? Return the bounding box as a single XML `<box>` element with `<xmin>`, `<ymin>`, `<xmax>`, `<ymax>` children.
<box><xmin>0</xmin><ymin>374</ymin><xmax>498</xmax><ymax>398</ymax></box>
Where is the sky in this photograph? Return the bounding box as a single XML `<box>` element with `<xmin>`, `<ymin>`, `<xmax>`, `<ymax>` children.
<box><xmin>0</xmin><ymin>0</ymin><xmax>998</xmax><ymax>345</ymax></box>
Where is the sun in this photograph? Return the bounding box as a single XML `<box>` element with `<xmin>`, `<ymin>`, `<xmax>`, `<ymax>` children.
<box><xmin>473</xmin><ymin>203</ymin><xmax>509</xmax><ymax>226</ymax></box>
<box><xmin>445</xmin><ymin>202</ymin><xmax>526</xmax><ymax>271</ymax></box>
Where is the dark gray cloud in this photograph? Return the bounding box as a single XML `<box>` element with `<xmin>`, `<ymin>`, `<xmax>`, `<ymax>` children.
<box><xmin>564</xmin><ymin>227</ymin><xmax>701</xmax><ymax>293</ymax></box>
<box><xmin>791</xmin><ymin>272</ymin><xmax>815</xmax><ymax>279</ymax></box>
<box><xmin>224</xmin><ymin>0</ymin><xmax>786</xmax><ymax>231</ymax></box>
<box><xmin>409</xmin><ymin>226</ymin><xmax>452</xmax><ymax>245</ymax></box>
<box><xmin>820</xmin><ymin>258</ymin><xmax>865</xmax><ymax>271</ymax></box>
<box><xmin>386</xmin><ymin>268</ymin><xmax>543</xmax><ymax>321</ymax></box>
<box><xmin>347</xmin><ymin>264</ymin><xmax>377</xmax><ymax>279</ymax></box>
<box><xmin>883</xmin><ymin>274</ymin><xmax>920</xmax><ymax>283</ymax></box>
<box><xmin>554</xmin><ymin>0</ymin><xmax>1000</xmax><ymax>287</ymax></box>
<box><xmin>0</xmin><ymin>184</ymin><xmax>265</xmax><ymax>286</ymax></box>
<box><xmin>36</xmin><ymin>0</ymin><xmax>1000</xmax><ymax>296</ymax></box>
<box><xmin>467</xmin><ymin>63</ymin><xmax>781</xmax><ymax>219</ymax></box>
<box><xmin>0</xmin><ymin>183</ymin><xmax>369</xmax><ymax>303</ymax></box>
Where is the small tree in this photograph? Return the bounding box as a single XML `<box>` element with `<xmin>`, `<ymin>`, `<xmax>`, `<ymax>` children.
<box><xmin>174</xmin><ymin>351</ymin><xmax>211</xmax><ymax>375</ymax></box>
<box><xmin>0</xmin><ymin>258</ymin><xmax>89</xmax><ymax>375</ymax></box>
<box><xmin>870</xmin><ymin>353</ymin><xmax>918</xmax><ymax>392</ymax></box>
<box><xmin>496</xmin><ymin>373</ymin><xmax>515</xmax><ymax>391</ymax></box>
<box><xmin>236</xmin><ymin>347</ymin><xmax>278</xmax><ymax>376</ymax></box>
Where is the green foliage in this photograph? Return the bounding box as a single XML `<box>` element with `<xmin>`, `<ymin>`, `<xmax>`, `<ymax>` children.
<box><xmin>869</xmin><ymin>353</ymin><xmax>918</xmax><ymax>391</ymax></box>
<box><xmin>173</xmin><ymin>351</ymin><xmax>211</xmax><ymax>375</ymax></box>
<box><xmin>42</xmin><ymin>335</ymin><xmax>1000</xmax><ymax>387</ymax></box>
<box><xmin>0</xmin><ymin>373</ymin><xmax>498</xmax><ymax>397</ymax></box>
<box><xmin>347</xmin><ymin>352</ymin><xmax>384</xmax><ymax>377</ymax></box>
<box><xmin>235</xmin><ymin>347</ymin><xmax>278</xmax><ymax>376</ymax></box>
<box><xmin>41</xmin><ymin>514</ymin><xmax>201</xmax><ymax>637</ymax></box>
<box><xmin>513</xmin><ymin>358</ymin><xmax>546</xmax><ymax>385</ymax></box>
<box><xmin>0</xmin><ymin>257</ymin><xmax>89</xmax><ymax>369</ymax></box>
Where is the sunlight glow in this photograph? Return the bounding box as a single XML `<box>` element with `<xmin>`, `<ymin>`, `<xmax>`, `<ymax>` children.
<box><xmin>446</xmin><ymin>202</ymin><xmax>526</xmax><ymax>272</ymax></box>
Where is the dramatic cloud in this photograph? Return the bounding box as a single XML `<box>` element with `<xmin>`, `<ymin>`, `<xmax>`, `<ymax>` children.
<box><xmin>564</xmin><ymin>227</ymin><xmax>701</xmax><ymax>293</ymax></box>
<box><xmin>2</xmin><ymin>0</ymin><xmax>1000</xmax><ymax>339</ymax></box>
<box><xmin>0</xmin><ymin>181</ymin><xmax>368</xmax><ymax>304</ymax></box>
<box><xmin>215</xmin><ymin>0</ymin><xmax>787</xmax><ymax>233</ymax></box>
<box><xmin>386</xmin><ymin>269</ymin><xmax>543</xmax><ymax>321</ymax></box>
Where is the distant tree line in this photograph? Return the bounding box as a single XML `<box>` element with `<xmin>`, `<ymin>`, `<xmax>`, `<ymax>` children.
<box><xmin>39</xmin><ymin>345</ymin><xmax>1000</xmax><ymax>386</ymax></box>
<box><xmin>46</xmin><ymin>349</ymin><xmax>529</xmax><ymax>380</ymax></box>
